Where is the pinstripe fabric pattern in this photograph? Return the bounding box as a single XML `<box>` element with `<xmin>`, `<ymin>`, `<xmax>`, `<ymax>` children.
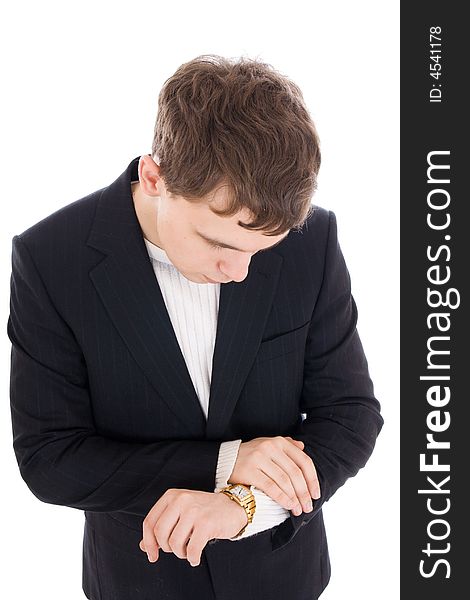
<box><xmin>142</xmin><ymin>234</ymin><xmax>291</xmax><ymax>539</ymax></box>
<box><xmin>7</xmin><ymin>156</ymin><xmax>384</xmax><ymax>600</ymax></box>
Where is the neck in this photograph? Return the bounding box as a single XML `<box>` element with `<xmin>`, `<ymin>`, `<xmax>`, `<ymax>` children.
<box><xmin>131</xmin><ymin>181</ymin><xmax>164</xmax><ymax>249</ymax></box>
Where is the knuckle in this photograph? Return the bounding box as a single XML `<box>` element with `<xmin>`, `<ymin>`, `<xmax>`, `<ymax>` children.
<box><xmin>289</xmin><ymin>463</ymin><xmax>303</xmax><ymax>478</ymax></box>
<box><xmin>168</xmin><ymin>539</ymin><xmax>184</xmax><ymax>557</ymax></box>
<box><xmin>177</xmin><ymin>490</ymin><xmax>192</xmax><ymax>503</ymax></box>
<box><xmin>186</xmin><ymin>505</ymin><xmax>199</xmax><ymax>517</ymax></box>
<box><xmin>283</xmin><ymin>493</ymin><xmax>296</xmax><ymax>506</ymax></box>
<box><xmin>251</xmin><ymin>448</ymin><xmax>264</xmax><ymax>462</ymax></box>
<box><xmin>278</xmin><ymin>471</ymin><xmax>290</xmax><ymax>485</ymax></box>
<box><xmin>145</xmin><ymin>540</ymin><xmax>157</xmax><ymax>553</ymax></box>
<box><xmin>307</xmin><ymin>456</ymin><xmax>317</xmax><ymax>472</ymax></box>
<box><xmin>263</xmin><ymin>482</ymin><xmax>278</xmax><ymax>498</ymax></box>
<box><xmin>196</xmin><ymin>522</ymin><xmax>210</xmax><ymax>537</ymax></box>
<box><xmin>309</xmin><ymin>468</ymin><xmax>318</xmax><ymax>484</ymax></box>
<box><xmin>264</xmin><ymin>479</ymin><xmax>277</xmax><ymax>492</ymax></box>
<box><xmin>259</xmin><ymin>442</ymin><xmax>272</xmax><ymax>456</ymax></box>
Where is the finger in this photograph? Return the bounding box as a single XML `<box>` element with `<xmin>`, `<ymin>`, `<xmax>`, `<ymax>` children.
<box><xmin>286</xmin><ymin>436</ymin><xmax>321</xmax><ymax>500</ymax></box>
<box><xmin>265</xmin><ymin>452</ymin><xmax>314</xmax><ymax>513</ymax></box>
<box><xmin>167</xmin><ymin>517</ymin><xmax>194</xmax><ymax>560</ymax></box>
<box><xmin>249</xmin><ymin>442</ymin><xmax>306</xmax><ymax>510</ymax></box>
<box><xmin>186</xmin><ymin>528</ymin><xmax>210</xmax><ymax>568</ymax></box>
<box><xmin>153</xmin><ymin>507</ymin><xmax>181</xmax><ymax>555</ymax></box>
<box><xmin>142</xmin><ymin>524</ymin><xmax>159</xmax><ymax>563</ymax></box>
<box><xmin>142</xmin><ymin>495</ymin><xmax>171</xmax><ymax>562</ymax></box>
<box><xmin>256</xmin><ymin>441</ymin><xmax>317</xmax><ymax>513</ymax></box>
<box><xmin>139</xmin><ymin>539</ymin><xmax>146</xmax><ymax>552</ymax></box>
<box><xmin>282</xmin><ymin>443</ymin><xmax>321</xmax><ymax>502</ymax></box>
<box><xmin>255</xmin><ymin>462</ymin><xmax>300</xmax><ymax>510</ymax></box>
<box><xmin>283</xmin><ymin>438</ymin><xmax>319</xmax><ymax>499</ymax></box>
<box><xmin>286</xmin><ymin>437</ymin><xmax>305</xmax><ymax>449</ymax></box>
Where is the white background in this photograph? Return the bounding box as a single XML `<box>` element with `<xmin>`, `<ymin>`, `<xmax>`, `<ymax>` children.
<box><xmin>0</xmin><ymin>1</ymin><xmax>399</xmax><ymax>598</ymax></box>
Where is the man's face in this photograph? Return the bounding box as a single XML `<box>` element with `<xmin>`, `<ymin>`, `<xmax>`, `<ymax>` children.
<box><xmin>154</xmin><ymin>181</ymin><xmax>290</xmax><ymax>285</ymax></box>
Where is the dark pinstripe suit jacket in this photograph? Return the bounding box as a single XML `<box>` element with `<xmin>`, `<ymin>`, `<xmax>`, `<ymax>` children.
<box><xmin>7</xmin><ymin>156</ymin><xmax>383</xmax><ymax>599</ymax></box>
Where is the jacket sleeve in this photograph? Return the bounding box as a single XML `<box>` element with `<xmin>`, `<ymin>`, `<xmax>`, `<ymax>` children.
<box><xmin>271</xmin><ymin>210</ymin><xmax>384</xmax><ymax>551</ymax></box>
<box><xmin>7</xmin><ymin>234</ymin><xmax>221</xmax><ymax>518</ymax></box>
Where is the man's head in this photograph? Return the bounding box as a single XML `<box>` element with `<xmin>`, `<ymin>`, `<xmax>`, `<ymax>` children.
<box><xmin>135</xmin><ymin>54</ymin><xmax>321</xmax><ymax>284</ymax></box>
<box><xmin>135</xmin><ymin>155</ymin><xmax>291</xmax><ymax>284</ymax></box>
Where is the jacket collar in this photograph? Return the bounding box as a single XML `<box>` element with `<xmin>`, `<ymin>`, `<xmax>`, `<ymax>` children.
<box><xmin>86</xmin><ymin>156</ymin><xmax>284</xmax><ymax>439</ymax></box>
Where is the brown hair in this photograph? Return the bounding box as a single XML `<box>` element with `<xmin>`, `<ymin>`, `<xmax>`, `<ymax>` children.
<box><xmin>151</xmin><ymin>54</ymin><xmax>321</xmax><ymax>236</ymax></box>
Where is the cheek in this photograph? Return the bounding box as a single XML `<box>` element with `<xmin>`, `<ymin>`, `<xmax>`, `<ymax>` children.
<box><xmin>185</xmin><ymin>243</ymin><xmax>212</xmax><ymax>267</ymax></box>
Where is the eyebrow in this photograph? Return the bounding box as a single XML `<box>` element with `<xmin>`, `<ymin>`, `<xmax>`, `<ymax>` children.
<box><xmin>195</xmin><ymin>229</ymin><xmax>289</xmax><ymax>252</ymax></box>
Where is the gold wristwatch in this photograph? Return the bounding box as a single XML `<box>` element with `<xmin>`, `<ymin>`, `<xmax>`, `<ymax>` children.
<box><xmin>219</xmin><ymin>483</ymin><xmax>256</xmax><ymax>538</ymax></box>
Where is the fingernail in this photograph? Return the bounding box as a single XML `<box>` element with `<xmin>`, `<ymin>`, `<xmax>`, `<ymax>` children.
<box><xmin>306</xmin><ymin>501</ymin><xmax>313</xmax><ymax>511</ymax></box>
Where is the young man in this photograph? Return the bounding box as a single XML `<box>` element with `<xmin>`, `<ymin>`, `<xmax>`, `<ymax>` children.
<box><xmin>8</xmin><ymin>55</ymin><xmax>383</xmax><ymax>599</ymax></box>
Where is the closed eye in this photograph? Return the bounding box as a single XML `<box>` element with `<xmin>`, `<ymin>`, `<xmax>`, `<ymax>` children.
<box><xmin>203</xmin><ymin>231</ymin><xmax>289</xmax><ymax>253</ymax></box>
<box><xmin>208</xmin><ymin>241</ymin><xmax>224</xmax><ymax>251</ymax></box>
<box><xmin>208</xmin><ymin>240</ymin><xmax>256</xmax><ymax>253</ymax></box>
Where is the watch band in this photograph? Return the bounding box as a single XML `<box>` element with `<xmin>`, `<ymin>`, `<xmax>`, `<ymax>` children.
<box><xmin>219</xmin><ymin>483</ymin><xmax>256</xmax><ymax>538</ymax></box>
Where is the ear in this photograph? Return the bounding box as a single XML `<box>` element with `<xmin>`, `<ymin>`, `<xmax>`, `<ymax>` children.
<box><xmin>138</xmin><ymin>154</ymin><xmax>164</xmax><ymax>197</ymax></box>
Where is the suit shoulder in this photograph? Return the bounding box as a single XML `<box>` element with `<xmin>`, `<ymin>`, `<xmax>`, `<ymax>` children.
<box><xmin>13</xmin><ymin>186</ymin><xmax>105</xmax><ymax>252</ymax></box>
<box><xmin>285</xmin><ymin>204</ymin><xmax>333</xmax><ymax>252</ymax></box>
<box><xmin>302</xmin><ymin>204</ymin><xmax>331</xmax><ymax>234</ymax></box>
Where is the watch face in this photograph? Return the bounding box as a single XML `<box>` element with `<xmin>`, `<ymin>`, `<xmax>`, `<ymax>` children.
<box><xmin>232</xmin><ymin>485</ymin><xmax>250</xmax><ymax>500</ymax></box>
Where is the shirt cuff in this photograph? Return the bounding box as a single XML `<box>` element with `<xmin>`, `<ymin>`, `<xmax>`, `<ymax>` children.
<box><xmin>214</xmin><ymin>439</ymin><xmax>242</xmax><ymax>491</ymax></box>
<box><xmin>227</xmin><ymin>486</ymin><xmax>290</xmax><ymax>541</ymax></box>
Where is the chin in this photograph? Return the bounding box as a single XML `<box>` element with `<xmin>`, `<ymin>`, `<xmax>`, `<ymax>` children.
<box><xmin>202</xmin><ymin>274</ymin><xmax>226</xmax><ymax>284</ymax></box>
<box><xmin>193</xmin><ymin>275</ymin><xmax>215</xmax><ymax>284</ymax></box>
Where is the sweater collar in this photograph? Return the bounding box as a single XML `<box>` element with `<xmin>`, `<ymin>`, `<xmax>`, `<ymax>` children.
<box><xmin>143</xmin><ymin>237</ymin><xmax>174</xmax><ymax>267</ymax></box>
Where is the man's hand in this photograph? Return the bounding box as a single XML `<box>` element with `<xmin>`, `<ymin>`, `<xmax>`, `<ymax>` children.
<box><xmin>139</xmin><ymin>489</ymin><xmax>248</xmax><ymax>567</ymax></box>
<box><xmin>230</xmin><ymin>436</ymin><xmax>320</xmax><ymax>515</ymax></box>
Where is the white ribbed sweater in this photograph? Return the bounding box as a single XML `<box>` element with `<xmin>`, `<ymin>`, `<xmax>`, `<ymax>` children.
<box><xmin>142</xmin><ymin>236</ymin><xmax>290</xmax><ymax>540</ymax></box>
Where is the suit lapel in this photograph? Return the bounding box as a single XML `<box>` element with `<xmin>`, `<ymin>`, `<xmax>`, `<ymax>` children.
<box><xmin>86</xmin><ymin>157</ymin><xmax>283</xmax><ymax>439</ymax></box>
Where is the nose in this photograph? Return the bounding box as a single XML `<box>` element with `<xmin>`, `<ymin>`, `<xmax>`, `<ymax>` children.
<box><xmin>218</xmin><ymin>254</ymin><xmax>253</xmax><ymax>282</ymax></box>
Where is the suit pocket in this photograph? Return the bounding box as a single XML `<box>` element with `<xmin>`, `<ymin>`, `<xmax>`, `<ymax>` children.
<box><xmin>233</xmin><ymin>320</ymin><xmax>310</xmax><ymax>436</ymax></box>
<box><xmin>256</xmin><ymin>320</ymin><xmax>310</xmax><ymax>363</ymax></box>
